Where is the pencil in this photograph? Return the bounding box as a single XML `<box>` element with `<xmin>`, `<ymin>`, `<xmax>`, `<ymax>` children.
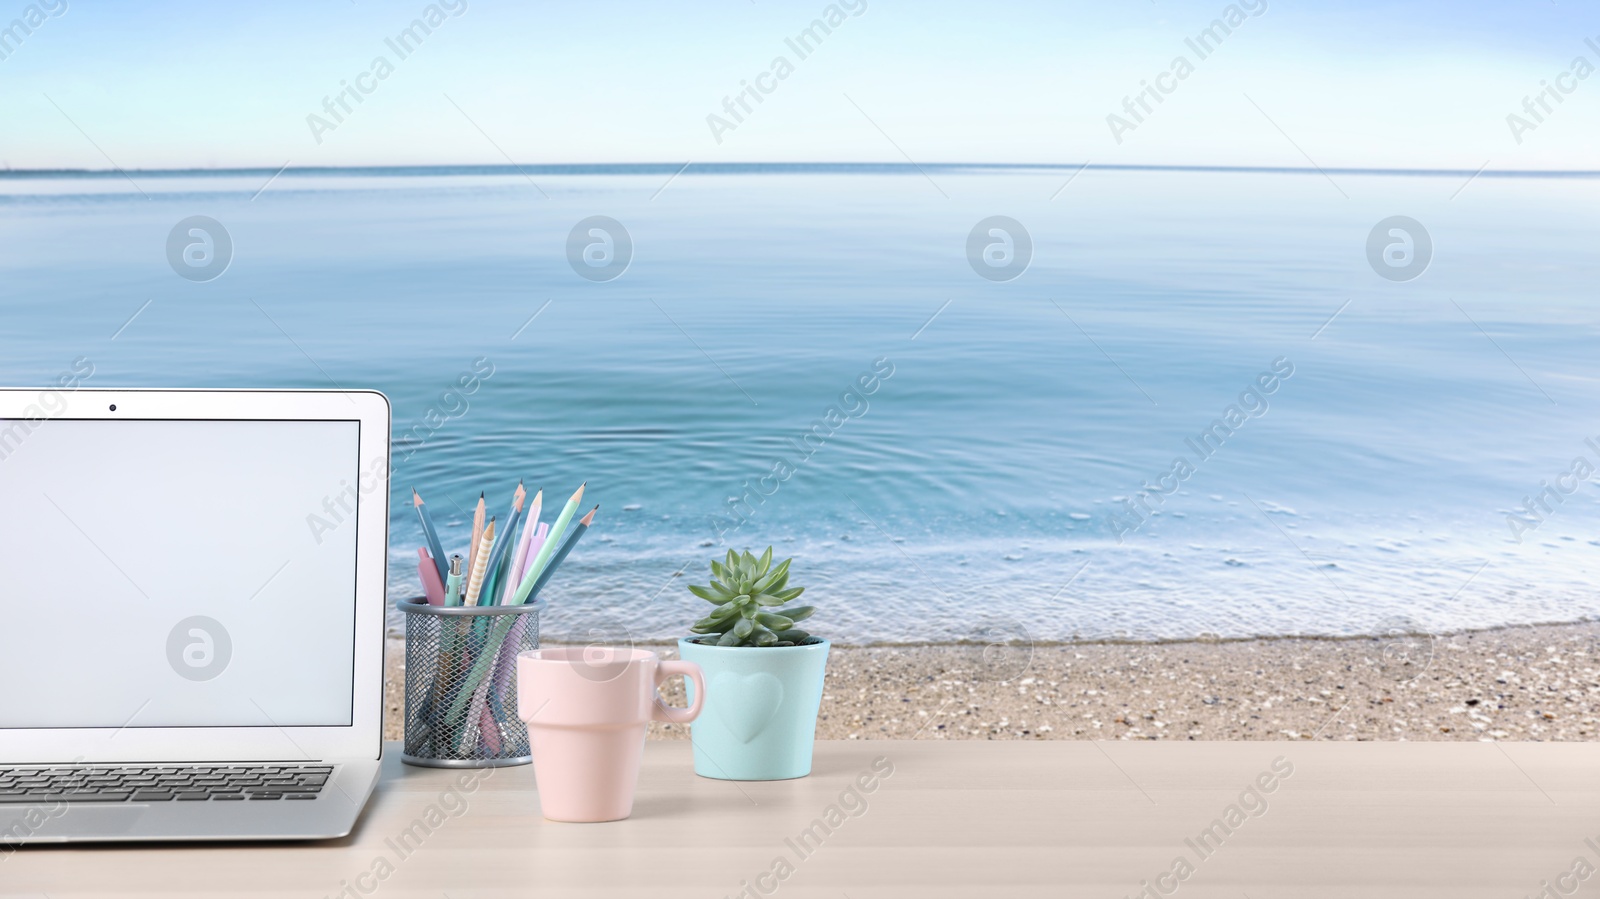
<box><xmin>524</xmin><ymin>505</ymin><xmax>597</xmax><ymax>602</ymax></box>
<box><xmin>466</xmin><ymin>492</ymin><xmax>486</xmax><ymax>578</ymax></box>
<box><xmin>463</xmin><ymin>517</ymin><xmax>496</xmax><ymax>606</ymax></box>
<box><xmin>510</xmin><ymin>483</ymin><xmax>584</xmax><ymax>606</ymax></box>
<box><xmin>508</xmin><ymin>481</ymin><xmax>525</xmax><ymax>521</ymax></box>
<box><xmin>412</xmin><ymin>489</ymin><xmax>449</xmax><ymax>585</ymax></box>
<box><xmin>478</xmin><ymin>490</ymin><xmax>525</xmax><ymax>606</ymax></box>
<box><xmin>509</xmin><ymin>491</ymin><xmax>543</xmax><ymax>589</ymax></box>
<box><xmin>509</xmin><ymin>523</ymin><xmax>548</xmax><ymax>603</ymax></box>
<box><xmin>500</xmin><ymin>497</ymin><xmax>540</xmax><ymax>606</ymax></box>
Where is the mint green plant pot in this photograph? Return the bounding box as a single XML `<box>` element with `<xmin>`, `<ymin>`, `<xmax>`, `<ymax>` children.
<box><xmin>677</xmin><ymin>637</ymin><xmax>829</xmax><ymax>781</ymax></box>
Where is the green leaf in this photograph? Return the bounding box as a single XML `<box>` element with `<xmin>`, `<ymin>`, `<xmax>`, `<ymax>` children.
<box><xmin>717</xmin><ymin>629</ymin><xmax>743</xmax><ymax>646</ymax></box>
<box><xmin>741</xmin><ymin>550</ymin><xmax>757</xmax><ymax>570</ymax></box>
<box><xmin>775</xmin><ymin>629</ymin><xmax>809</xmax><ymax>642</ymax></box>
<box><xmin>706</xmin><ymin>603</ymin><xmax>741</xmax><ymax>621</ymax></box>
<box><xmin>687</xmin><ymin>584</ymin><xmax>729</xmax><ymax>604</ymax></box>
<box><xmin>756</xmin><ymin>612</ymin><xmax>794</xmax><ymax>630</ymax></box>
<box><xmin>772</xmin><ymin>586</ymin><xmax>805</xmax><ymax>602</ymax></box>
<box><xmin>752</xmin><ymin>558</ymin><xmax>790</xmax><ymax>594</ymax></box>
<box><xmin>692</xmin><ymin>609</ymin><xmax>739</xmax><ymax>632</ymax></box>
<box><xmin>756</xmin><ymin>546</ymin><xmax>772</xmax><ymax>577</ymax></box>
<box><xmin>751</xmin><ymin>623</ymin><xmax>778</xmax><ymax>645</ymax></box>
<box><xmin>775</xmin><ymin>605</ymin><xmax>813</xmax><ymax>622</ymax></box>
<box><xmin>752</xmin><ymin>593</ymin><xmax>787</xmax><ymax>606</ymax></box>
<box><xmin>726</xmin><ymin>548</ymin><xmax>738</xmax><ymax>570</ymax></box>
<box><xmin>741</xmin><ymin>604</ymin><xmax>758</xmax><ymax>618</ymax></box>
<box><xmin>733</xmin><ymin>617</ymin><xmax>754</xmax><ymax>639</ymax></box>
<box><xmin>710</xmin><ymin>560</ymin><xmax>729</xmax><ymax>582</ymax></box>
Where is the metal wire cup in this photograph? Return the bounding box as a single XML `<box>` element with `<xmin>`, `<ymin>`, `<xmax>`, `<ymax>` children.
<box><xmin>401</xmin><ymin>598</ymin><xmax>546</xmax><ymax>768</ymax></box>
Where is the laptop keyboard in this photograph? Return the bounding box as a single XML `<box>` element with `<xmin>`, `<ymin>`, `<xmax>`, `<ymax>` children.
<box><xmin>0</xmin><ymin>765</ymin><xmax>334</xmax><ymax>803</ymax></box>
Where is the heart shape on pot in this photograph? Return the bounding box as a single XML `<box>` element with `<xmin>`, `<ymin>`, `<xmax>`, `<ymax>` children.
<box><xmin>710</xmin><ymin>671</ymin><xmax>785</xmax><ymax>743</ymax></box>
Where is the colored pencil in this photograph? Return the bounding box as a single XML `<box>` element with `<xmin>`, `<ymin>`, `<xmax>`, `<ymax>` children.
<box><xmin>501</xmin><ymin>499</ymin><xmax>540</xmax><ymax>606</ymax></box>
<box><xmin>510</xmin><ymin>491</ymin><xmax>543</xmax><ymax>579</ymax></box>
<box><xmin>478</xmin><ymin>490</ymin><xmax>525</xmax><ymax>606</ymax></box>
<box><xmin>463</xmin><ymin>517</ymin><xmax>496</xmax><ymax>606</ymax></box>
<box><xmin>465</xmin><ymin>492</ymin><xmax>486</xmax><ymax>579</ymax></box>
<box><xmin>417</xmin><ymin>547</ymin><xmax>446</xmax><ymax>605</ymax></box>
<box><xmin>525</xmin><ymin>506</ymin><xmax>597</xmax><ymax>602</ymax></box>
<box><xmin>510</xmin><ymin>483</ymin><xmax>584</xmax><ymax>605</ymax></box>
<box><xmin>528</xmin><ymin>521</ymin><xmax>549</xmax><ymax>580</ymax></box>
<box><xmin>507</xmin><ymin>481</ymin><xmax>525</xmax><ymax>521</ymax></box>
<box><xmin>412</xmin><ymin>489</ymin><xmax>449</xmax><ymax>585</ymax></box>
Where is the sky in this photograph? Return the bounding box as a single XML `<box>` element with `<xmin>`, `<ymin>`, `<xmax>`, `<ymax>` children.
<box><xmin>0</xmin><ymin>0</ymin><xmax>1595</xmax><ymax>170</ymax></box>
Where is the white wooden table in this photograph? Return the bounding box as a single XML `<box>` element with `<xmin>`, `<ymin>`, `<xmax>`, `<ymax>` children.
<box><xmin>4</xmin><ymin>740</ymin><xmax>1593</xmax><ymax>897</ymax></box>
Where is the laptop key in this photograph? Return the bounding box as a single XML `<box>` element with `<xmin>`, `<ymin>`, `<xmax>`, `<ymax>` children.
<box><xmin>60</xmin><ymin>792</ymin><xmax>132</xmax><ymax>802</ymax></box>
<box><xmin>174</xmin><ymin>792</ymin><xmax>210</xmax><ymax>801</ymax></box>
<box><xmin>212</xmin><ymin>794</ymin><xmax>245</xmax><ymax>801</ymax></box>
<box><xmin>248</xmin><ymin>793</ymin><xmax>283</xmax><ymax>800</ymax></box>
<box><xmin>131</xmin><ymin>791</ymin><xmax>175</xmax><ymax>801</ymax></box>
<box><xmin>284</xmin><ymin>794</ymin><xmax>318</xmax><ymax>800</ymax></box>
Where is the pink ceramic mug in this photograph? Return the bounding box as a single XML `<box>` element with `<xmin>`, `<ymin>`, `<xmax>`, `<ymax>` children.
<box><xmin>516</xmin><ymin>647</ymin><xmax>705</xmax><ymax>822</ymax></box>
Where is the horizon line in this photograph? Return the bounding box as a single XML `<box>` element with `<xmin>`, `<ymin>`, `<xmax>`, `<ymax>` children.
<box><xmin>2</xmin><ymin>161</ymin><xmax>1598</xmax><ymax>179</ymax></box>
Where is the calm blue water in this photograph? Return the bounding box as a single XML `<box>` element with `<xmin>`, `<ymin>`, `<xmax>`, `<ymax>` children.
<box><xmin>2</xmin><ymin>165</ymin><xmax>1597</xmax><ymax>643</ymax></box>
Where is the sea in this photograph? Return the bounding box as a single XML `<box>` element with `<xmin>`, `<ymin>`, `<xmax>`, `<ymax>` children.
<box><xmin>2</xmin><ymin>163</ymin><xmax>1596</xmax><ymax>645</ymax></box>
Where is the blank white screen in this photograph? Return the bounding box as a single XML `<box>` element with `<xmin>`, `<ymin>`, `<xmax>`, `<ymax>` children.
<box><xmin>0</xmin><ymin>419</ymin><xmax>360</xmax><ymax>728</ymax></box>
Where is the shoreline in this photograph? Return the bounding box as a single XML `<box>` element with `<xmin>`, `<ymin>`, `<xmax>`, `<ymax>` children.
<box><xmin>387</xmin><ymin>611</ymin><xmax>1599</xmax><ymax>648</ymax></box>
<box><xmin>383</xmin><ymin>620</ymin><xmax>1600</xmax><ymax>743</ymax></box>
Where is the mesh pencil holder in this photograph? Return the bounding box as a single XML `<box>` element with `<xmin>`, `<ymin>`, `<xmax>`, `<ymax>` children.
<box><xmin>401</xmin><ymin>598</ymin><xmax>546</xmax><ymax>768</ymax></box>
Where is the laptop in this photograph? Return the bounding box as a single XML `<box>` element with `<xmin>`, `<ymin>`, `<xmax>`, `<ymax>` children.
<box><xmin>0</xmin><ymin>388</ymin><xmax>390</xmax><ymax>843</ymax></box>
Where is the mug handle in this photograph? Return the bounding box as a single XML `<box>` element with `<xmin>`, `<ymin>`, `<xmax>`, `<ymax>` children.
<box><xmin>653</xmin><ymin>660</ymin><xmax>705</xmax><ymax>724</ymax></box>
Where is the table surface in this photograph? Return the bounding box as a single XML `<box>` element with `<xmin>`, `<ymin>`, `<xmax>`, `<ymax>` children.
<box><xmin>5</xmin><ymin>740</ymin><xmax>1594</xmax><ymax>898</ymax></box>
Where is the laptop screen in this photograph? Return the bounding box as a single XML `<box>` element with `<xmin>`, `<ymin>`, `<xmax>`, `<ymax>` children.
<box><xmin>0</xmin><ymin>418</ymin><xmax>361</xmax><ymax>729</ymax></box>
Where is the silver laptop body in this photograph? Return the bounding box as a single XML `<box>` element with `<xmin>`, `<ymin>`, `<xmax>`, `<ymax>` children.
<box><xmin>0</xmin><ymin>388</ymin><xmax>390</xmax><ymax>842</ymax></box>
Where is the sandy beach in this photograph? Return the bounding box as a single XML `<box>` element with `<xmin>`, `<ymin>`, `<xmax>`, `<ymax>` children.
<box><xmin>383</xmin><ymin>621</ymin><xmax>1600</xmax><ymax>744</ymax></box>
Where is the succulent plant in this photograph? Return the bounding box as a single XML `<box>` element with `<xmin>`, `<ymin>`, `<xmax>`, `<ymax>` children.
<box><xmin>687</xmin><ymin>547</ymin><xmax>815</xmax><ymax>647</ymax></box>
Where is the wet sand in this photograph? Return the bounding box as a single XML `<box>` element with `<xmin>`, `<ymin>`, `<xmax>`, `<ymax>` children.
<box><xmin>383</xmin><ymin>621</ymin><xmax>1600</xmax><ymax>743</ymax></box>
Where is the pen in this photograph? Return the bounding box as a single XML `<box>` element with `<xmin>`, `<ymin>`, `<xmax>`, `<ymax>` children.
<box><xmin>445</xmin><ymin>554</ymin><xmax>465</xmax><ymax>607</ymax></box>
<box><xmin>418</xmin><ymin>547</ymin><xmax>446</xmax><ymax>606</ymax></box>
